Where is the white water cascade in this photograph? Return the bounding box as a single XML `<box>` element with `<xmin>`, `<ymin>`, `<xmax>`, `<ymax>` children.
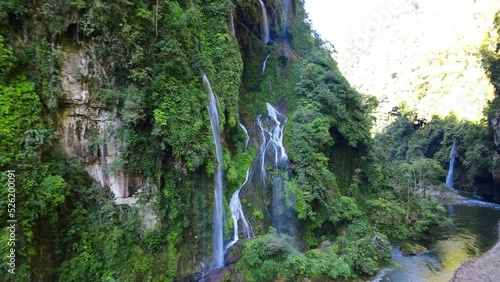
<box><xmin>256</xmin><ymin>115</ymin><xmax>268</xmax><ymax>183</ymax></box>
<box><xmin>239</xmin><ymin>123</ymin><xmax>250</xmax><ymax>152</ymax></box>
<box><xmin>253</xmin><ymin>103</ymin><xmax>295</xmax><ymax>235</ymax></box>
<box><xmin>265</xmin><ymin>103</ymin><xmax>293</xmax><ymax>234</ymax></box>
<box><xmin>266</xmin><ymin>103</ymin><xmax>288</xmax><ymax>166</ymax></box>
<box><xmin>225</xmin><ymin>168</ymin><xmax>254</xmax><ymax>251</ymax></box>
<box><xmin>257</xmin><ymin>0</ymin><xmax>270</xmax><ymax>43</ymax></box>
<box><xmin>262</xmin><ymin>54</ymin><xmax>271</xmax><ymax>74</ymax></box>
<box><xmin>256</xmin><ymin>104</ymin><xmax>288</xmax><ymax>186</ymax></box>
<box><xmin>202</xmin><ymin>74</ymin><xmax>225</xmax><ymax>267</ymax></box>
<box><xmin>446</xmin><ymin>141</ymin><xmax>458</xmax><ymax>188</ymax></box>
<box><xmin>224</xmin><ymin>104</ymin><xmax>295</xmax><ymax>253</ymax></box>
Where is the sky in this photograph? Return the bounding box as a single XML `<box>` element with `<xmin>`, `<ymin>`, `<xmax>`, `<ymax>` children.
<box><xmin>304</xmin><ymin>0</ymin><xmax>402</xmax><ymax>49</ymax></box>
<box><xmin>304</xmin><ymin>0</ymin><xmax>499</xmax><ymax>124</ymax></box>
<box><xmin>305</xmin><ymin>0</ymin><xmax>418</xmax><ymax>50</ymax></box>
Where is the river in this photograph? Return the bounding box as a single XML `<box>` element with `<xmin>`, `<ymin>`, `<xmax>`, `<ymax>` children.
<box><xmin>373</xmin><ymin>198</ymin><xmax>500</xmax><ymax>282</ymax></box>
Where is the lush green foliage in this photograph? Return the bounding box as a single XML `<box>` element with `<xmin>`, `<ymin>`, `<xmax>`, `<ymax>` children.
<box><xmin>236</xmin><ymin>224</ymin><xmax>391</xmax><ymax>281</ymax></box>
<box><xmin>3</xmin><ymin>0</ymin><xmax>494</xmax><ymax>281</ymax></box>
<box><xmin>0</xmin><ymin>77</ymin><xmax>42</xmax><ymax>166</ymax></box>
<box><xmin>376</xmin><ymin>110</ymin><xmax>494</xmax><ymax>190</ymax></box>
<box><xmin>59</xmin><ymin>184</ymin><xmax>171</xmax><ymax>282</ymax></box>
<box><xmin>480</xmin><ymin>11</ymin><xmax>500</xmax><ymax>94</ymax></box>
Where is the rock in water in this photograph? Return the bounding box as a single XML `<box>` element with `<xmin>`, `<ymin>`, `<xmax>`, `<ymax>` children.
<box><xmin>400</xmin><ymin>243</ymin><xmax>427</xmax><ymax>255</ymax></box>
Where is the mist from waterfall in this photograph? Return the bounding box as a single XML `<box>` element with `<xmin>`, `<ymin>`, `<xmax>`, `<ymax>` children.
<box><xmin>202</xmin><ymin>74</ymin><xmax>225</xmax><ymax>267</ymax></box>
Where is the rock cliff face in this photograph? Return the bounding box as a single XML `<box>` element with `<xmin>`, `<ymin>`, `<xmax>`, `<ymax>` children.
<box><xmin>58</xmin><ymin>46</ymin><xmax>141</xmax><ymax>205</ymax></box>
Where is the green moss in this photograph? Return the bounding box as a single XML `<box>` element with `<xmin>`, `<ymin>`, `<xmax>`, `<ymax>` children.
<box><xmin>253</xmin><ymin>209</ymin><xmax>264</xmax><ymax>220</ymax></box>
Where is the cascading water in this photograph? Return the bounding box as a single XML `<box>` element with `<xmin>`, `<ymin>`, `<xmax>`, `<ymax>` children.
<box><xmin>257</xmin><ymin>0</ymin><xmax>270</xmax><ymax>43</ymax></box>
<box><xmin>239</xmin><ymin>123</ymin><xmax>250</xmax><ymax>152</ymax></box>
<box><xmin>229</xmin><ymin>12</ymin><xmax>236</xmax><ymax>37</ymax></box>
<box><xmin>266</xmin><ymin>103</ymin><xmax>288</xmax><ymax>166</ymax></box>
<box><xmin>202</xmin><ymin>74</ymin><xmax>225</xmax><ymax>268</ymax></box>
<box><xmin>225</xmin><ymin>168</ymin><xmax>254</xmax><ymax>251</ymax></box>
<box><xmin>262</xmin><ymin>54</ymin><xmax>271</xmax><ymax>74</ymax></box>
<box><xmin>446</xmin><ymin>141</ymin><xmax>458</xmax><ymax>188</ymax></box>
<box><xmin>257</xmin><ymin>115</ymin><xmax>268</xmax><ymax>184</ymax></box>
<box><xmin>224</xmin><ymin>103</ymin><xmax>296</xmax><ymax>253</ymax></box>
<box><xmin>264</xmin><ymin>103</ymin><xmax>295</xmax><ymax>235</ymax></box>
<box><xmin>281</xmin><ymin>0</ymin><xmax>291</xmax><ymax>31</ymax></box>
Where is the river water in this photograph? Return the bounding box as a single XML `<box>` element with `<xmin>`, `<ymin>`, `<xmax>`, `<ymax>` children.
<box><xmin>373</xmin><ymin>198</ymin><xmax>500</xmax><ymax>282</ymax></box>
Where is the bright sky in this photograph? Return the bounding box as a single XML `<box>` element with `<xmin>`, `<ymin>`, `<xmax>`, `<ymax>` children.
<box><xmin>304</xmin><ymin>0</ymin><xmax>399</xmax><ymax>48</ymax></box>
<box><xmin>304</xmin><ymin>0</ymin><xmax>499</xmax><ymax>124</ymax></box>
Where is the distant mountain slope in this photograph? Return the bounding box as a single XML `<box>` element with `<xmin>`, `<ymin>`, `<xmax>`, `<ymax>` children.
<box><xmin>334</xmin><ymin>0</ymin><xmax>499</xmax><ymax>131</ymax></box>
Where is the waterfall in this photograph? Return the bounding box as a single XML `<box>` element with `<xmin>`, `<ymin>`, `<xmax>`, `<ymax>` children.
<box><xmin>239</xmin><ymin>123</ymin><xmax>250</xmax><ymax>152</ymax></box>
<box><xmin>249</xmin><ymin>103</ymin><xmax>295</xmax><ymax>235</ymax></box>
<box><xmin>257</xmin><ymin>0</ymin><xmax>270</xmax><ymax>43</ymax></box>
<box><xmin>229</xmin><ymin>12</ymin><xmax>236</xmax><ymax>37</ymax></box>
<box><xmin>264</xmin><ymin>103</ymin><xmax>295</xmax><ymax>235</ymax></box>
<box><xmin>202</xmin><ymin>74</ymin><xmax>225</xmax><ymax>268</ymax></box>
<box><xmin>256</xmin><ymin>115</ymin><xmax>268</xmax><ymax>183</ymax></box>
<box><xmin>266</xmin><ymin>103</ymin><xmax>288</xmax><ymax>166</ymax></box>
<box><xmin>281</xmin><ymin>0</ymin><xmax>291</xmax><ymax>31</ymax></box>
<box><xmin>225</xmin><ymin>103</ymin><xmax>296</xmax><ymax>253</ymax></box>
<box><xmin>446</xmin><ymin>141</ymin><xmax>458</xmax><ymax>188</ymax></box>
<box><xmin>262</xmin><ymin>54</ymin><xmax>271</xmax><ymax>74</ymax></box>
<box><xmin>224</xmin><ymin>168</ymin><xmax>254</xmax><ymax>251</ymax></box>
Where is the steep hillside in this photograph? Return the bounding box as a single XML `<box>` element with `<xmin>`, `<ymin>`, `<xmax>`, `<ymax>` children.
<box><xmin>328</xmin><ymin>0</ymin><xmax>500</xmax><ymax>202</ymax></box>
<box><xmin>335</xmin><ymin>0</ymin><xmax>498</xmax><ymax>130</ymax></box>
<box><xmin>0</xmin><ymin>0</ymin><xmax>455</xmax><ymax>281</ymax></box>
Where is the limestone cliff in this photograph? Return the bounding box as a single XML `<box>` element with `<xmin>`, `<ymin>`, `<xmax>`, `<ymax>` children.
<box><xmin>58</xmin><ymin>46</ymin><xmax>151</xmax><ymax>206</ymax></box>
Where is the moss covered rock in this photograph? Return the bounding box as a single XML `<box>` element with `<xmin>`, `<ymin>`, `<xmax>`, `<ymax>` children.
<box><xmin>400</xmin><ymin>243</ymin><xmax>427</xmax><ymax>255</ymax></box>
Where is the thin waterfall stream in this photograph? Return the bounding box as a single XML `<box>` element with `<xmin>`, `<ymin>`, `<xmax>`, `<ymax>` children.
<box><xmin>229</xmin><ymin>12</ymin><xmax>236</xmax><ymax>37</ymax></box>
<box><xmin>446</xmin><ymin>141</ymin><xmax>458</xmax><ymax>188</ymax></box>
<box><xmin>225</xmin><ymin>168</ymin><xmax>254</xmax><ymax>251</ymax></box>
<box><xmin>202</xmin><ymin>74</ymin><xmax>225</xmax><ymax>268</ymax></box>
<box><xmin>281</xmin><ymin>0</ymin><xmax>291</xmax><ymax>31</ymax></box>
<box><xmin>262</xmin><ymin>54</ymin><xmax>271</xmax><ymax>74</ymax></box>
<box><xmin>257</xmin><ymin>0</ymin><xmax>270</xmax><ymax>43</ymax></box>
<box><xmin>257</xmin><ymin>115</ymin><xmax>268</xmax><ymax>184</ymax></box>
<box><xmin>239</xmin><ymin>123</ymin><xmax>250</xmax><ymax>152</ymax></box>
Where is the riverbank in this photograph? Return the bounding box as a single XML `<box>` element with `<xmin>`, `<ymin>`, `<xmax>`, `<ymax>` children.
<box><xmin>450</xmin><ymin>221</ymin><xmax>500</xmax><ymax>281</ymax></box>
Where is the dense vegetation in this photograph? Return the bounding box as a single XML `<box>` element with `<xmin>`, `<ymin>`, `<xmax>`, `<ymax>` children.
<box><xmin>373</xmin><ymin>10</ymin><xmax>500</xmax><ymax>203</ymax></box>
<box><xmin>0</xmin><ymin>1</ymin><xmax>498</xmax><ymax>281</ymax></box>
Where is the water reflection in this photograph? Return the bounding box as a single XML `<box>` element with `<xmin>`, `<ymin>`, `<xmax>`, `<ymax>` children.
<box><xmin>373</xmin><ymin>201</ymin><xmax>500</xmax><ymax>282</ymax></box>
